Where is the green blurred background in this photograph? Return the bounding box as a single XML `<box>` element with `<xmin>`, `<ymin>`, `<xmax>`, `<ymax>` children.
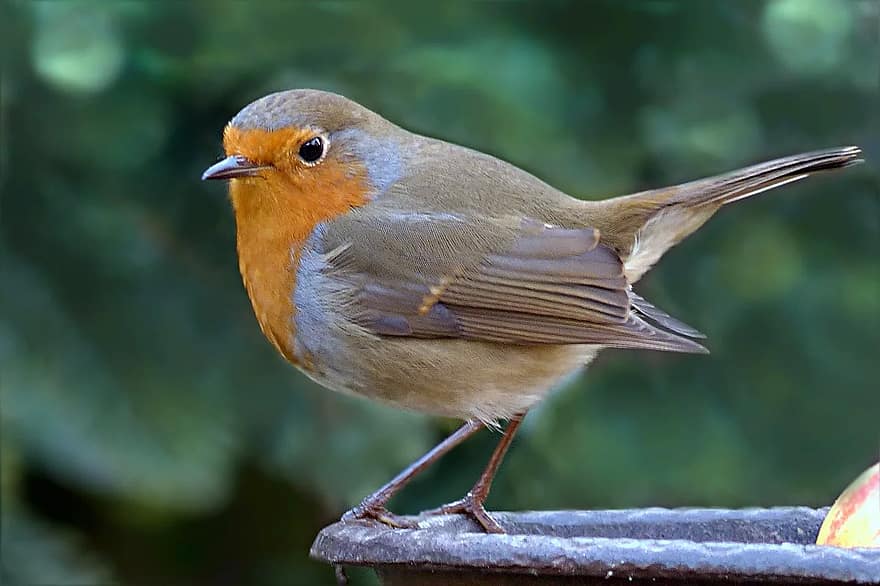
<box><xmin>2</xmin><ymin>0</ymin><xmax>878</xmax><ymax>584</ymax></box>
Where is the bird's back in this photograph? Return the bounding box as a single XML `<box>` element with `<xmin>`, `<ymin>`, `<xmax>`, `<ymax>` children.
<box><xmin>382</xmin><ymin>133</ymin><xmax>588</xmax><ymax>223</ymax></box>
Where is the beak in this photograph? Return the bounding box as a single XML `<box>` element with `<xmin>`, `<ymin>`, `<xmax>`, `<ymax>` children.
<box><xmin>201</xmin><ymin>155</ymin><xmax>267</xmax><ymax>181</ymax></box>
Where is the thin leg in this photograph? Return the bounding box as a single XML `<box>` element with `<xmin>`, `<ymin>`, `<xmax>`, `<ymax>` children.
<box><xmin>425</xmin><ymin>412</ymin><xmax>526</xmax><ymax>533</ymax></box>
<box><xmin>342</xmin><ymin>419</ymin><xmax>484</xmax><ymax>527</ymax></box>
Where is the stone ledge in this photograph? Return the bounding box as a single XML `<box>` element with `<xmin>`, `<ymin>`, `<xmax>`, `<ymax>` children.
<box><xmin>311</xmin><ymin>508</ymin><xmax>880</xmax><ymax>584</ymax></box>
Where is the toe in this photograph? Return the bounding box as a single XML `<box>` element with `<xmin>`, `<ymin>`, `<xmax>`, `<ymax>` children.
<box><xmin>424</xmin><ymin>498</ymin><xmax>467</xmax><ymax>516</ymax></box>
<box><xmin>341</xmin><ymin>504</ymin><xmax>418</xmax><ymax>529</ymax></box>
<box><xmin>419</xmin><ymin>496</ymin><xmax>505</xmax><ymax>533</ymax></box>
<box><xmin>471</xmin><ymin>507</ymin><xmax>505</xmax><ymax>534</ymax></box>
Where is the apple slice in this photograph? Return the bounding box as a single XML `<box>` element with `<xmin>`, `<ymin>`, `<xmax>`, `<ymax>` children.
<box><xmin>817</xmin><ymin>462</ymin><xmax>879</xmax><ymax>548</ymax></box>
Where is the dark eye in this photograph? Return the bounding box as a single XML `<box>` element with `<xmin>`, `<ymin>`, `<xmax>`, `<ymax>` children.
<box><xmin>298</xmin><ymin>136</ymin><xmax>324</xmax><ymax>163</ymax></box>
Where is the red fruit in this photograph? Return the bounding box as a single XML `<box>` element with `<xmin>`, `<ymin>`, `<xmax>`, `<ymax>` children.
<box><xmin>817</xmin><ymin>463</ymin><xmax>880</xmax><ymax>548</ymax></box>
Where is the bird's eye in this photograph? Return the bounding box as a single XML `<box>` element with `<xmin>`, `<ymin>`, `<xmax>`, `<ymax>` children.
<box><xmin>298</xmin><ymin>136</ymin><xmax>325</xmax><ymax>164</ymax></box>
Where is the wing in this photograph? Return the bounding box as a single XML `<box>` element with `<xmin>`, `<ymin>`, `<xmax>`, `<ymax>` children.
<box><xmin>312</xmin><ymin>208</ymin><xmax>706</xmax><ymax>353</ymax></box>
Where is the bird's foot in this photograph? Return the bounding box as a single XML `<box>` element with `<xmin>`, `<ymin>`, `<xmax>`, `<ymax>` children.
<box><xmin>424</xmin><ymin>493</ymin><xmax>505</xmax><ymax>533</ymax></box>
<box><xmin>341</xmin><ymin>501</ymin><xmax>419</xmax><ymax>529</ymax></box>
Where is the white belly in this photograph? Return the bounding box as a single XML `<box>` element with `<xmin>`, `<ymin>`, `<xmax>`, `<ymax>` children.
<box><xmin>300</xmin><ymin>336</ymin><xmax>600</xmax><ymax>424</ymax></box>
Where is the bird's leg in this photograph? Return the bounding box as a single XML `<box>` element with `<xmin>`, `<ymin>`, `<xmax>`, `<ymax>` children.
<box><xmin>425</xmin><ymin>413</ymin><xmax>526</xmax><ymax>533</ymax></box>
<box><xmin>341</xmin><ymin>419</ymin><xmax>484</xmax><ymax>528</ymax></box>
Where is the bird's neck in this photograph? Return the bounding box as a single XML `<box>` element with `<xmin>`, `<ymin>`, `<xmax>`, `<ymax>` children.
<box><xmin>229</xmin><ymin>169</ymin><xmax>369</xmax><ymax>364</ymax></box>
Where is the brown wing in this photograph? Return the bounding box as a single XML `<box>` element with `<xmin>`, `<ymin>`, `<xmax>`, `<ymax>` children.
<box><xmin>318</xmin><ymin>209</ymin><xmax>706</xmax><ymax>353</ymax></box>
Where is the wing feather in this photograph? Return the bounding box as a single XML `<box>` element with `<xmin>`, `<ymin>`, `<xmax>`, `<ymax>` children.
<box><xmin>319</xmin><ymin>210</ymin><xmax>705</xmax><ymax>353</ymax></box>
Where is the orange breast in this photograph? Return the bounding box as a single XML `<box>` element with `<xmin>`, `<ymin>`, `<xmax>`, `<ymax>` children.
<box><xmin>226</xmin><ymin>127</ymin><xmax>370</xmax><ymax>365</ymax></box>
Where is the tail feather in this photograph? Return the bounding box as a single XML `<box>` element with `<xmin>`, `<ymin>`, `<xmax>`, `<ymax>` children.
<box><xmin>665</xmin><ymin>146</ymin><xmax>863</xmax><ymax>208</ymax></box>
<box><xmin>592</xmin><ymin>146</ymin><xmax>863</xmax><ymax>282</ymax></box>
<box><xmin>629</xmin><ymin>291</ymin><xmax>706</xmax><ymax>339</ymax></box>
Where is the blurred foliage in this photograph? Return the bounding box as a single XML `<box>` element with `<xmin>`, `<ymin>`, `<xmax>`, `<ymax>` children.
<box><xmin>2</xmin><ymin>0</ymin><xmax>878</xmax><ymax>584</ymax></box>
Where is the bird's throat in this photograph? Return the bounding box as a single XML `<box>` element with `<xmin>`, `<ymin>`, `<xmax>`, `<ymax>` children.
<box><xmin>229</xmin><ymin>165</ymin><xmax>370</xmax><ymax>365</ymax></box>
<box><xmin>233</xmin><ymin>202</ymin><xmax>302</xmax><ymax>363</ymax></box>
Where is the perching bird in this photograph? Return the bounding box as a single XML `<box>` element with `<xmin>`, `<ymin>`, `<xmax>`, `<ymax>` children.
<box><xmin>202</xmin><ymin>89</ymin><xmax>861</xmax><ymax>533</ymax></box>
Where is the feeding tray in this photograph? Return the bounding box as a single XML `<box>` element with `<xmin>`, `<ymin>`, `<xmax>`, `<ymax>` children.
<box><xmin>311</xmin><ymin>508</ymin><xmax>880</xmax><ymax>584</ymax></box>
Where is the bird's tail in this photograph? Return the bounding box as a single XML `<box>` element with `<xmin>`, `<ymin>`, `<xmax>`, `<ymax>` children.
<box><xmin>589</xmin><ymin>146</ymin><xmax>863</xmax><ymax>282</ymax></box>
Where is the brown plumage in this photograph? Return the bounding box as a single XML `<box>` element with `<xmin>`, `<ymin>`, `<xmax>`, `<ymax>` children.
<box><xmin>203</xmin><ymin>89</ymin><xmax>862</xmax><ymax>533</ymax></box>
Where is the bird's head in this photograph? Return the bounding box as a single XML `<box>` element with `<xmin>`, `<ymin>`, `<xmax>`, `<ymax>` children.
<box><xmin>202</xmin><ymin>89</ymin><xmax>407</xmax><ymax>361</ymax></box>
<box><xmin>203</xmin><ymin>89</ymin><xmax>403</xmax><ymax>230</ymax></box>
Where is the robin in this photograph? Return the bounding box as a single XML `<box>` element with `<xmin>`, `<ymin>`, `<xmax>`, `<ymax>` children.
<box><xmin>202</xmin><ymin>89</ymin><xmax>861</xmax><ymax>533</ymax></box>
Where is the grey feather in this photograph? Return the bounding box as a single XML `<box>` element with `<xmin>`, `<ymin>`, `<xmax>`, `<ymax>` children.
<box><xmin>629</xmin><ymin>291</ymin><xmax>706</xmax><ymax>339</ymax></box>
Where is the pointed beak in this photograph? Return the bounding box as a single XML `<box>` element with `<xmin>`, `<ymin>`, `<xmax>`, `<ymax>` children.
<box><xmin>201</xmin><ymin>155</ymin><xmax>267</xmax><ymax>181</ymax></box>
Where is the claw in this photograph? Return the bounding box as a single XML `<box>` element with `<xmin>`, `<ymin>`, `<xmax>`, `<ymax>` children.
<box><xmin>341</xmin><ymin>502</ymin><xmax>419</xmax><ymax>529</ymax></box>
<box><xmin>424</xmin><ymin>494</ymin><xmax>505</xmax><ymax>533</ymax></box>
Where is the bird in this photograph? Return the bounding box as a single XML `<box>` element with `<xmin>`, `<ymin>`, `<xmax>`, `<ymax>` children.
<box><xmin>202</xmin><ymin>89</ymin><xmax>862</xmax><ymax>533</ymax></box>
